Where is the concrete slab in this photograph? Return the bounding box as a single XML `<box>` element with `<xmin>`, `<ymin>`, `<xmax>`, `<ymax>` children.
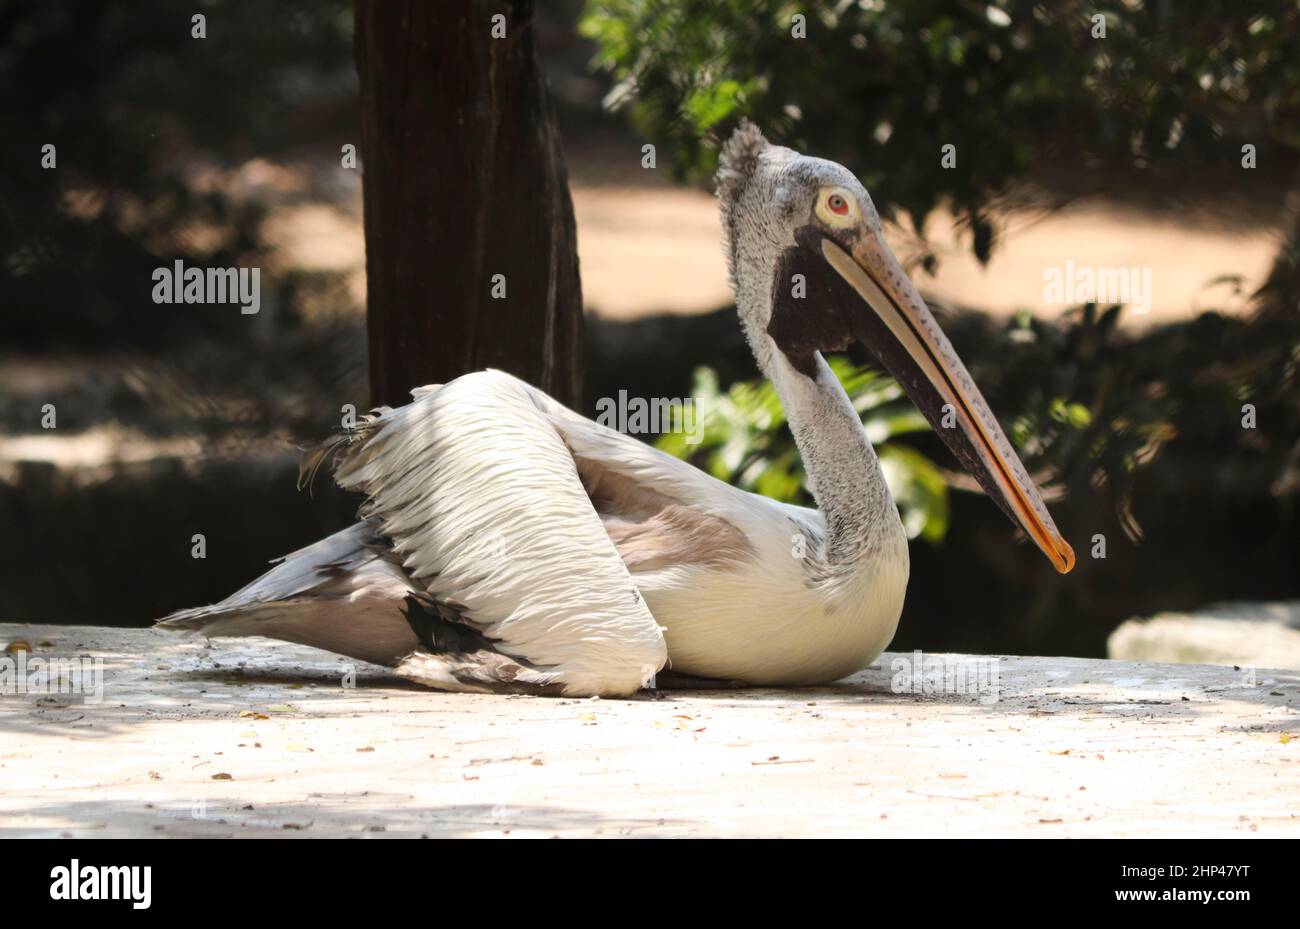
<box><xmin>1</xmin><ymin>624</ymin><xmax>1296</xmax><ymax>837</ymax></box>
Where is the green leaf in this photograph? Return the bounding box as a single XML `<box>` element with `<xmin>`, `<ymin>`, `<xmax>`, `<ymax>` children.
<box><xmin>879</xmin><ymin>444</ymin><xmax>951</xmax><ymax>543</ymax></box>
<box><xmin>684</xmin><ymin>79</ymin><xmax>747</xmax><ymax>131</ymax></box>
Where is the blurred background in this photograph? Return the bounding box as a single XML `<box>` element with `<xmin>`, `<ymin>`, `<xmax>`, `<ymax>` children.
<box><xmin>2</xmin><ymin>1</ymin><xmax>1298</xmax><ymax>664</ymax></box>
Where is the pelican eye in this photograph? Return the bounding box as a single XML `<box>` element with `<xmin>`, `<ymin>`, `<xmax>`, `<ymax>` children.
<box><xmin>815</xmin><ymin>187</ymin><xmax>858</xmax><ymax>227</ymax></box>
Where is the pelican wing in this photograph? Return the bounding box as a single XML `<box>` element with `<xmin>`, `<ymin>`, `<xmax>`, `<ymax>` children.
<box><xmin>523</xmin><ymin>383</ymin><xmax>812</xmax><ymax>572</ymax></box>
<box><xmin>313</xmin><ymin>370</ymin><xmax>668</xmax><ymax>696</ymax></box>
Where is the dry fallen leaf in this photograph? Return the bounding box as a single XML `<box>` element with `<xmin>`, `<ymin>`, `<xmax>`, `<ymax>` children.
<box><xmin>654</xmin><ymin>717</ymin><xmax>693</xmax><ymax>730</ymax></box>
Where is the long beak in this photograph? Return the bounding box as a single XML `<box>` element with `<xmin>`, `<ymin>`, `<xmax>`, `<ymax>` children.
<box><xmin>821</xmin><ymin>230</ymin><xmax>1075</xmax><ymax>574</ymax></box>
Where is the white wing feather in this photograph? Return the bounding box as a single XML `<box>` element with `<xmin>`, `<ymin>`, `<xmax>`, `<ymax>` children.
<box><xmin>329</xmin><ymin>370</ymin><xmax>668</xmax><ymax>696</ymax></box>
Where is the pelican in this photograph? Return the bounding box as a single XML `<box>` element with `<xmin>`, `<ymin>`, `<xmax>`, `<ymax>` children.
<box><xmin>160</xmin><ymin>123</ymin><xmax>1074</xmax><ymax>696</ymax></box>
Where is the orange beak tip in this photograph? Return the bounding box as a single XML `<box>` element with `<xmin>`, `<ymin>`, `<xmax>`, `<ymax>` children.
<box><xmin>1054</xmin><ymin>540</ymin><xmax>1076</xmax><ymax>575</ymax></box>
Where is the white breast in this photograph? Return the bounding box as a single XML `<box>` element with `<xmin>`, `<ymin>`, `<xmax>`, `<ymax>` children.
<box><xmin>631</xmin><ymin>500</ymin><xmax>911</xmax><ymax>685</ymax></box>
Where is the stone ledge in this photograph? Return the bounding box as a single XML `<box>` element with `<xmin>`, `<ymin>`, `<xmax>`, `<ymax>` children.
<box><xmin>1110</xmin><ymin>601</ymin><xmax>1300</xmax><ymax>670</ymax></box>
<box><xmin>1</xmin><ymin>623</ymin><xmax>1296</xmax><ymax>837</ymax></box>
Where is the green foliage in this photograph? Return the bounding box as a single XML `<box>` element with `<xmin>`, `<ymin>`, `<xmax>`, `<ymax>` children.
<box><xmin>582</xmin><ymin>0</ymin><xmax>1300</xmax><ymax>263</ymax></box>
<box><xmin>655</xmin><ymin>357</ymin><xmax>951</xmax><ymax>542</ymax></box>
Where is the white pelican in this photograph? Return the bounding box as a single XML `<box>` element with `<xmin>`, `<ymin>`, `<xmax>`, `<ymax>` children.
<box><xmin>160</xmin><ymin>123</ymin><xmax>1074</xmax><ymax>696</ymax></box>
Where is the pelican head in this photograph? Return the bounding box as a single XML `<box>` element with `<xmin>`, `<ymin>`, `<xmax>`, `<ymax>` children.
<box><xmin>718</xmin><ymin>122</ymin><xmax>1075</xmax><ymax>574</ymax></box>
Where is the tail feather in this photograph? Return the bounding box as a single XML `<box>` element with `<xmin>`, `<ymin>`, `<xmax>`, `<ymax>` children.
<box><xmin>157</xmin><ymin>523</ymin><xmax>426</xmax><ymax>667</ymax></box>
<box><xmin>157</xmin><ymin>520</ymin><xmax>567</xmax><ymax>693</ymax></box>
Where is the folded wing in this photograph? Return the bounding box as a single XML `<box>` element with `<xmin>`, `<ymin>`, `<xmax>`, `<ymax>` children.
<box><xmin>314</xmin><ymin>370</ymin><xmax>669</xmax><ymax>696</ymax></box>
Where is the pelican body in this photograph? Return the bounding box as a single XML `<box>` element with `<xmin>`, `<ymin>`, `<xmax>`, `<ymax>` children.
<box><xmin>161</xmin><ymin>124</ymin><xmax>1074</xmax><ymax>696</ymax></box>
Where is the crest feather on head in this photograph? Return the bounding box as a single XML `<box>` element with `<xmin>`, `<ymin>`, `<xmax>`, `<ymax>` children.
<box><xmin>715</xmin><ymin>120</ymin><xmax>769</xmax><ymax>207</ymax></box>
<box><xmin>716</xmin><ymin>120</ymin><xmax>771</xmax><ymax>286</ymax></box>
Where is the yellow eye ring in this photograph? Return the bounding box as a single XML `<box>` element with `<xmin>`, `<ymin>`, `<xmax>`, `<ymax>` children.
<box><xmin>816</xmin><ymin>186</ymin><xmax>859</xmax><ymax>227</ymax></box>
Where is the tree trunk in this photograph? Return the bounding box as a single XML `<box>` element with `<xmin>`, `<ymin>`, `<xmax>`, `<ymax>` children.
<box><xmin>354</xmin><ymin>0</ymin><xmax>583</xmax><ymax>409</ymax></box>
